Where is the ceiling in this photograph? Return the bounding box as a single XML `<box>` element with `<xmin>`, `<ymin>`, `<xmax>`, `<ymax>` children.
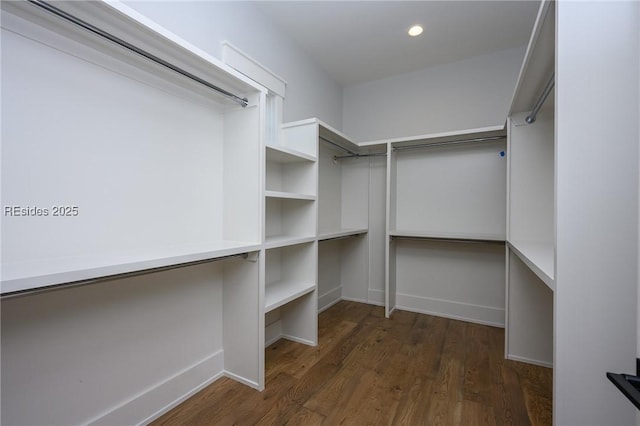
<box><xmin>255</xmin><ymin>1</ymin><xmax>541</xmax><ymax>87</ymax></box>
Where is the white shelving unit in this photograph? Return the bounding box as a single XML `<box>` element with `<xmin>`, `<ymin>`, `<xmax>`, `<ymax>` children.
<box><xmin>265</xmin><ymin>198</ymin><xmax>316</xmax><ymax>245</ymax></box>
<box><xmin>1</xmin><ymin>1</ymin><xmax>266</xmax><ymax>295</ymax></box>
<box><xmin>264</xmin><ymin>121</ymin><xmax>318</xmax><ymax>250</ymax></box>
<box><xmin>507</xmin><ymin>105</ymin><xmax>554</xmax><ymax>288</ymax></box>
<box><xmin>508</xmin><ymin>2</ymin><xmax>639</xmax><ymax>424</ymax></box>
<box><xmin>383</xmin><ymin>127</ymin><xmax>508</xmax><ymax>324</ymax></box>
<box><xmin>1</xmin><ymin>1</ymin><xmax>267</xmax><ymax>425</ymax></box>
<box><xmin>264</xmin><ymin>242</ymin><xmax>317</xmax><ymax>347</ymax></box>
<box><xmin>263</xmin><ymin>120</ymin><xmax>319</xmax><ymax>347</ymax></box>
<box><xmin>265</xmin><ymin>243</ymin><xmax>317</xmax><ymax>311</ymax></box>
<box><xmin>504</xmin><ymin>0</ymin><xmax>555</xmax><ymax>368</ymax></box>
<box><xmin>317</xmin><ymin>121</ymin><xmax>374</xmax><ymax>310</ymax></box>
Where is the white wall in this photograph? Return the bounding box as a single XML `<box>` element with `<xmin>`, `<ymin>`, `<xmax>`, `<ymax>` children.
<box><xmin>343</xmin><ymin>46</ymin><xmax>526</xmax><ymax>142</ymax></box>
<box><xmin>125</xmin><ymin>1</ymin><xmax>343</xmax><ymax>130</ymax></box>
<box><xmin>555</xmin><ymin>1</ymin><xmax>639</xmax><ymax>425</ymax></box>
<box><xmin>1</xmin><ymin>263</ymin><xmax>225</xmax><ymax>426</ymax></box>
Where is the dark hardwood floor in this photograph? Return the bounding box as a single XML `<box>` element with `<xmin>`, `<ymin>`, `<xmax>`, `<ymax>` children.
<box><xmin>151</xmin><ymin>301</ymin><xmax>552</xmax><ymax>425</ymax></box>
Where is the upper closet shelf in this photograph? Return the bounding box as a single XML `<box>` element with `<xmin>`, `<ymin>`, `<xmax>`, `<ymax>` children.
<box><xmin>508</xmin><ymin>241</ymin><xmax>555</xmax><ymax>290</ymax></box>
<box><xmin>266</xmin><ymin>144</ymin><xmax>316</xmax><ymax>163</ymax></box>
<box><xmin>508</xmin><ymin>0</ymin><xmax>555</xmax><ymax>115</ymax></box>
<box><xmin>318</xmin><ymin>120</ymin><xmax>361</xmax><ymax>155</ymax></box>
<box><xmin>390</xmin><ymin>230</ymin><xmax>505</xmax><ymax>244</ymax></box>
<box><xmin>318</xmin><ymin>228</ymin><xmax>368</xmax><ymax>242</ymax></box>
<box><xmin>1</xmin><ymin>241</ymin><xmax>262</xmax><ymax>296</ymax></box>
<box><xmin>3</xmin><ymin>0</ymin><xmax>266</xmax><ymax>106</ymax></box>
<box><xmin>360</xmin><ymin>125</ymin><xmax>506</xmax><ymax>148</ymax></box>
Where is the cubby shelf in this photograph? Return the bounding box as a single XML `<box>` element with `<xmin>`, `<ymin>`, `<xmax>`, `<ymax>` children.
<box><xmin>265</xmin><ymin>190</ymin><xmax>316</xmax><ymax>201</ymax></box>
<box><xmin>317</xmin><ymin>228</ymin><xmax>368</xmax><ymax>241</ymax></box>
<box><xmin>390</xmin><ymin>229</ymin><xmax>505</xmax><ymax>243</ymax></box>
<box><xmin>265</xmin><ymin>280</ymin><xmax>316</xmax><ymax>313</ymax></box>
<box><xmin>266</xmin><ymin>144</ymin><xmax>316</xmax><ymax>163</ymax></box>
<box><xmin>507</xmin><ymin>241</ymin><xmax>555</xmax><ymax>290</ymax></box>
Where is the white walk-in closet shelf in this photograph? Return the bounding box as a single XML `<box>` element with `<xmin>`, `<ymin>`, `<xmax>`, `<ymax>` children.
<box><xmin>1</xmin><ymin>0</ymin><xmax>267</xmax><ymax>295</ymax></box>
<box><xmin>264</xmin><ymin>120</ymin><xmax>318</xmax><ymax>250</ymax></box>
<box><xmin>317</xmin><ymin>120</ymin><xmax>374</xmax><ymax>310</ymax></box>
<box><xmin>380</xmin><ymin>126</ymin><xmax>508</xmax><ymax>323</ymax></box>
<box><xmin>504</xmin><ymin>0</ymin><xmax>555</xmax><ymax>368</ymax></box>
<box><xmin>1</xmin><ymin>1</ymin><xmax>268</xmax><ymax>425</ymax></box>
<box><xmin>263</xmin><ymin>119</ymin><xmax>320</xmax><ymax>348</ymax></box>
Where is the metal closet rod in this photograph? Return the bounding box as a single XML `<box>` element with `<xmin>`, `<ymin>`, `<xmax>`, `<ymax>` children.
<box><xmin>391</xmin><ymin>235</ymin><xmax>505</xmax><ymax>245</ymax></box>
<box><xmin>0</xmin><ymin>252</ymin><xmax>249</xmax><ymax>300</ymax></box>
<box><xmin>28</xmin><ymin>0</ymin><xmax>249</xmax><ymax>108</ymax></box>
<box><xmin>334</xmin><ymin>152</ymin><xmax>387</xmax><ymax>160</ymax></box>
<box><xmin>393</xmin><ymin>135</ymin><xmax>505</xmax><ymax>152</ymax></box>
<box><xmin>526</xmin><ymin>72</ymin><xmax>555</xmax><ymax>124</ymax></box>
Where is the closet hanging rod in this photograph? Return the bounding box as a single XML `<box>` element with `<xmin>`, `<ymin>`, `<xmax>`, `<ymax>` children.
<box><xmin>334</xmin><ymin>152</ymin><xmax>387</xmax><ymax>160</ymax></box>
<box><xmin>0</xmin><ymin>252</ymin><xmax>249</xmax><ymax>300</ymax></box>
<box><xmin>319</xmin><ymin>136</ymin><xmax>358</xmax><ymax>156</ymax></box>
<box><xmin>393</xmin><ymin>135</ymin><xmax>505</xmax><ymax>152</ymax></box>
<box><xmin>391</xmin><ymin>235</ymin><xmax>505</xmax><ymax>245</ymax></box>
<box><xmin>27</xmin><ymin>0</ymin><xmax>249</xmax><ymax>108</ymax></box>
<box><xmin>525</xmin><ymin>72</ymin><xmax>555</xmax><ymax>124</ymax></box>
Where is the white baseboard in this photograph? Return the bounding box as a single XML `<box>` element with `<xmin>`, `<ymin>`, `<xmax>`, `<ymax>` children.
<box><xmin>318</xmin><ymin>296</ymin><xmax>342</xmax><ymax>313</ymax></box>
<box><xmin>280</xmin><ymin>334</ymin><xmax>316</xmax><ymax>347</ymax></box>
<box><xmin>88</xmin><ymin>350</ymin><xmax>224</xmax><ymax>426</ymax></box>
<box><xmin>265</xmin><ymin>320</ymin><xmax>283</xmax><ymax>347</ymax></box>
<box><xmin>340</xmin><ymin>296</ymin><xmax>368</xmax><ymax>304</ymax></box>
<box><xmin>223</xmin><ymin>370</ymin><xmax>260</xmax><ymax>390</ymax></box>
<box><xmin>318</xmin><ymin>286</ymin><xmax>342</xmax><ymax>312</ymax></box>
<box><xmin>367</xmin><ymin>288</ymin><xmax>385</xmax><ymax>306</ymax></box>
<box><xmin>506</xmin><ymin>353</ymin><xmax>553</xmax><ymax>369</ymax></box>
<box><xmin>396</xmin><ymin>293</ymin><xmax>505</xmax><ymax>328</ymax></box>
<box><xmin>265</xmin><ymin>320</ymin><xmax>317</xmax><ymax>348</ymax></box>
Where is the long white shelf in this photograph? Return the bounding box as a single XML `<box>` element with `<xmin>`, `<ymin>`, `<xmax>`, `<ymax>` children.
<box><xmin>359</xmin><ymin>125</ymin><xmax>506</xmax><ymax>147</ymax></box>
<box><xmin>390</xmin><ymin>229</ymin><xmax>506</xmax><ymax>243</ymax></box>
<box><xmin>3</xmin><ymin>1</ymin><xmax>265</xmax><ymax>106</ymax></box>
<box><xmin>265</xmin><ymin>279</ymin><xmax>315</xmax><ymax>313</ymax></box>
<box><xmin>264</xmin><ymin>190</ymin><xmax>316</xmax><ymax>201</ymax></box>
<box><xmin>318</xmin><ymin>228</ymin><xmax>368</xmax><ymax>241</ymax></box>
<box><xmin>266</xmin><ymin>144</ymin><xmax>316</xmax><ymax>163</ymax></box>
<box><xmin>264</xmin><ymin>235</ymin><xmax>316</xmax><ymax>250</ymax></box>
<box><xmin>1</xmin><ymin>240</ymin><xmax>262</xmax><ymax>295</ymax></box>
<box><xmin>508</xmin><ymin>240</ymin><xmax>555</xmax><ymax>290</ymax></box>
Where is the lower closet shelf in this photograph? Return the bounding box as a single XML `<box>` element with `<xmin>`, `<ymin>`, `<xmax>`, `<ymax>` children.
<box><xmin>1</xmin><ymin>240</ymin><xmax>262</xmax><ymax>295</ymax></box>
<box><xmin>317</xmin><ymin>228</ymin><xmax>368</xmax><ymax>241</ymax></box>
<box><xmin>265</xmin><ymin>280</ymin><xmax>315</xmax><ymax>313</ymax></box>
<box><xmin>390</xmin><ymin>230</ymin><xmax>505</xmax><ymax>243</ymax></box>
<box><xmin>507</xmin><ymin>240</ymin><xmax>555</xmax><ymax>290</ymax></box>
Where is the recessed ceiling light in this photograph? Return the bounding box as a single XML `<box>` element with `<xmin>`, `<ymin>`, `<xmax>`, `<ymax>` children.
<box><xmin>408</xmin><ymin>25</ymin><xmax>423</xmax><ymax>37</ymax></box>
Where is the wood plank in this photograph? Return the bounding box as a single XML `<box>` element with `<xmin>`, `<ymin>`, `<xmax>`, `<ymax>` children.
<box><xmin>283</xmin><ymin>407</ymin><xmax>325</xmax><ymax>426</ymax></box>
<box><xmin>391</xmin><ymin>377</ymin><xmax>435</xmax><ymax>425</ymax></box>
<box><xmin>425</xmin><ymin>320</ymin><xmax>467</xmax><ymax>426</ymax></box>
<box><xmin>498</xmin><ymin>362</ymin><xmax>534</xmax><ymax>426</ymax></box>
<box><xmin>461</xmin><ymin>399</ymin><xmax>498</xmax><ymax>426</ymax></box>
<box><xmin>464</xmin><ymin>322</ymin><xmax>492</xmax><ymax>404</ymax></box>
